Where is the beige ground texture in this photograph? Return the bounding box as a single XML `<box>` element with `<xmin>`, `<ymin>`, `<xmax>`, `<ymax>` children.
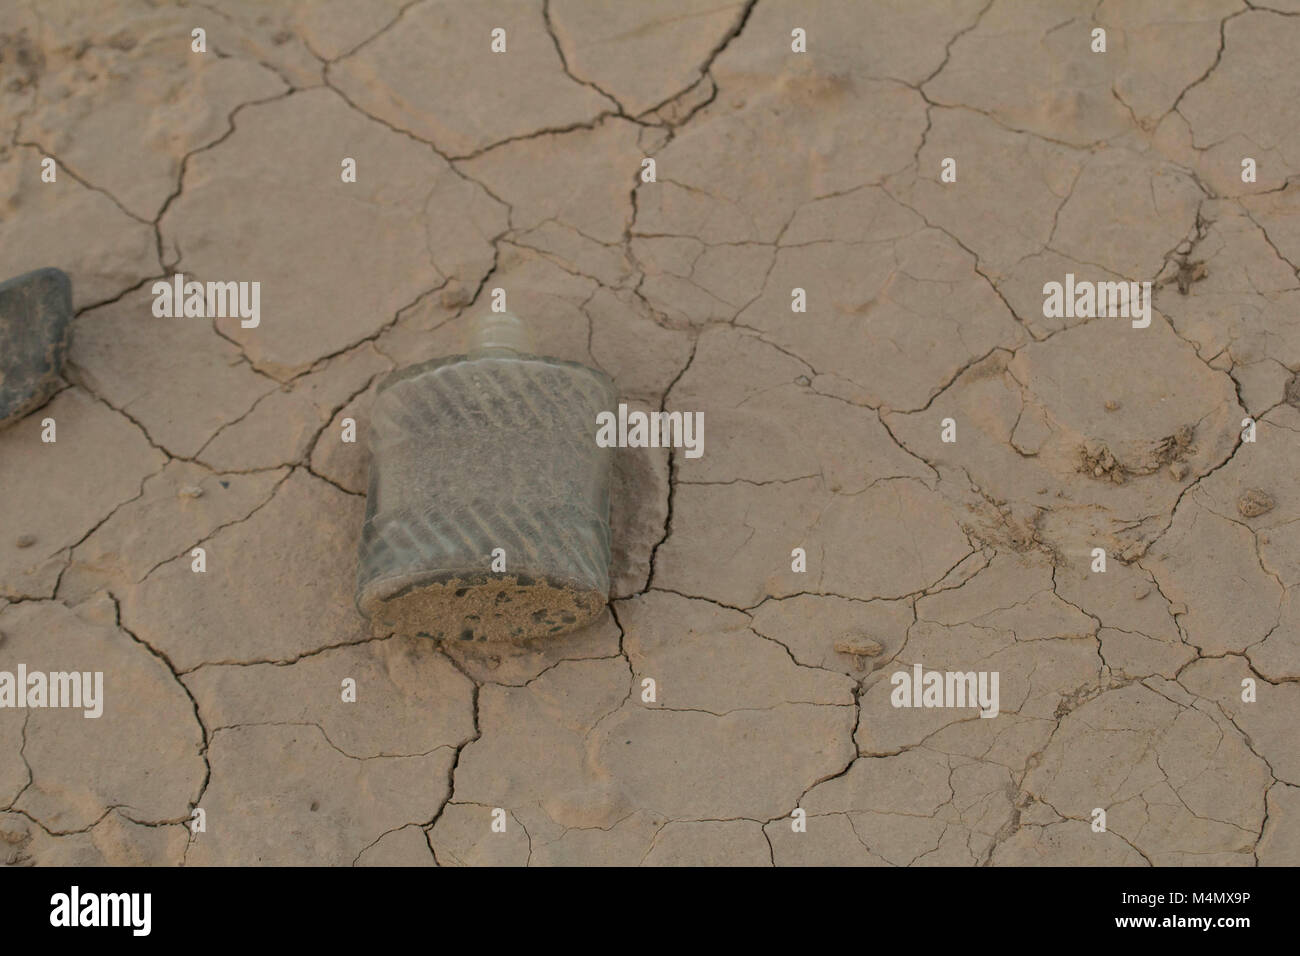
<box><xmin>1</xmin><ymin>0</ymin><xmax>1298</xmax><ymax>866</ymax></box>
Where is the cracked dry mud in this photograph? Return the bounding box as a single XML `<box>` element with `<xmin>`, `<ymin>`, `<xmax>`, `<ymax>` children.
<box><xmin>1</xmin><ymin>0</ymin><xmax>1297</xmax><ymax>867</ymax></box>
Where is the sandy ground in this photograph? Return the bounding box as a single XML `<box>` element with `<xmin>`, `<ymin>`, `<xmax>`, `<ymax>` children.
<box><xmin>1</xmin><ymin>0</ymin><xmax>1298</xmax><ymax>866</ymax></box>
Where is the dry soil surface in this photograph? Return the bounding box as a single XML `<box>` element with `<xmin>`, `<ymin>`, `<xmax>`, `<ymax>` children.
<box><xmin>1</xmin><ymin>0</ymin><xmax>1298</xmax><ymax>866</ymax></box>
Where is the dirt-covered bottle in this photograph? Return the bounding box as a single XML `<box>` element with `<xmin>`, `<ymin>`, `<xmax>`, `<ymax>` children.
<box><xmin>355</xmin><ymin>311</ymin><xmax>616</xmax><ymax>641</ymax></box>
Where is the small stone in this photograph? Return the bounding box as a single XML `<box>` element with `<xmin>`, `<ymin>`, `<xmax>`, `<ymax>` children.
<box><xmin>1286</xmin><ymin>372</ymin><xmax>1300</xmax><ymax>410</ymax></box>
<box><xmin>1238</xmin><ymin>488</ymin><xmax>1275</xmax><ymax>518</ymax></box>
<box><xmin>840</xmin><ymin>638</ymin><xmax>882</xmax><ymax>656</ymax></box>
<box><xmin>1169</xmin><ymin>462</ymin><xmax>1188</xmax><ymax>480</ymax></box>
<box><xmin>15</xmin><ymin>534</ymin><xmax>35</xmax><ymax>548</ymax></box>
<box><xmin>834</xmin><ymin>638</ymin><xmax>883</xmax><ymax>671</ymax></box>
<box><xmin>0</xmin><ymin>818</ymin><xmax>29</xmax><ymax>844</ymax></box>
<box><xmin>795</xmin><ymin>375</ymin><xmax>811</xmax><ymax>386</ymax></box>
<box><xmin>440</xmin><ymin>283</ymin><xmax>473</xmax><ymax>309</ymax></box>
<box><xmin>1104</xmin><ymin>399</ymin><xmax>1119</xmax><ymax>411</ymax></box>
<box><xmin>178</xmin><ymin>485</ymin><xmax>204</xmax><ymax>499</ymax></box>
<box><xmin>0</xmin><ymin>268</ymin><xmax>73</xmax><ymax>429</ymax></box>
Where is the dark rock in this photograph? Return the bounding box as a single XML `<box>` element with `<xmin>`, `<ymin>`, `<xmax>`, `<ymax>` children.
<box><xmin>0</xmin><ymin>267</ymin><xmax>73</xmax><ymax>429</ymax></box>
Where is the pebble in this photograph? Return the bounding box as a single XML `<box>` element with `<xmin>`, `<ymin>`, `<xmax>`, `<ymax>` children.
<box><xmin>15</xmin><ymin>534</ymin><xmax>35</xmax><ymax>548</ymax></box>
<box><xmin>179</xmin><ymin>486</ymin><xmax>204</xmax><ymax>499</ymax></box>
<box><xmin>440</xmin><ymin>283</ymin><xmax>473</xmax><ymax>309</ymax></box>
<box><xmin>0</xmin><ymin>818</ymin><xmax>29</xmax><ymax>844</ymax></box>
<box><xmin>834</xmin><ymin>637</ymin><xmax>883</xmax><ymax>659</ymax></box>
<box><xmin>1285</xmin><ymin>371</ymin><xmax>1300</xmax><ymax>409</ymax></box>
<box><xmin>1237</xmin><ymin>488</ymin><xmax>1275</xmax><ymax>518</ymax></box>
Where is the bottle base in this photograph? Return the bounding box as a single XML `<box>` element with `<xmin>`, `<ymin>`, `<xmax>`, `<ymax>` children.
<box><xmin>358</xmin><ymin>571</ymin><xmax>607</xmax><ymax>642</ymax></box>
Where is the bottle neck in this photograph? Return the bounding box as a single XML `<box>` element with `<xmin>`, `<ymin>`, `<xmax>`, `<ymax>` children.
<box><xmin>470</xmin><ymin>311</ymin><xmax>533</xmax><ymax>357</ymax></box>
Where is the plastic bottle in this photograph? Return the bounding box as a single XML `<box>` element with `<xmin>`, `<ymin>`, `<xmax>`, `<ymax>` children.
<box><xmin>356</xmin><ymin>311</ymin><xmax>616</xmax><ymax>641</ymax></box>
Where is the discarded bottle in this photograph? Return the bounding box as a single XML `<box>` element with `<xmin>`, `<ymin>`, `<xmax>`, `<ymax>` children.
<box><xmin>356</xmin><ymin>311</ymin><xmax>616</xmax><ymax>641</ymax></box>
